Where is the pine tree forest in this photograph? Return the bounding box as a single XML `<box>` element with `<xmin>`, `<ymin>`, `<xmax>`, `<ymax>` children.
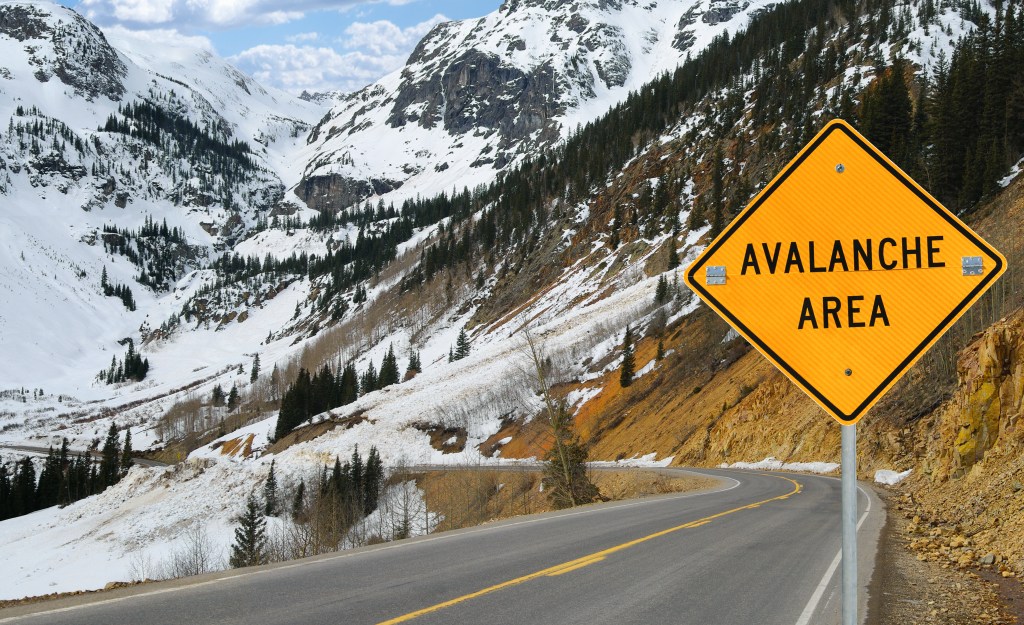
<box><xmin>0</xmin><ymin>427</ymin><xmax>132</xmax><ymax>521</ymax></box>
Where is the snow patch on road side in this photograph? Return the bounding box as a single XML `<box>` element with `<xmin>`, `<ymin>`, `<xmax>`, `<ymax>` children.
<box><xmin>591</xmin><ymin>453</ymin><xmax>674</xmax><ymax>468</ymax></box>
<box><xmin>720</xmin><ymin>457</ymin><xmax>840</xmax><ymax>474</ymax></box>
<box><xmin>874</xmin><ymin>469</ymin><xmax>912</xmax><ymax>485</ymax></box>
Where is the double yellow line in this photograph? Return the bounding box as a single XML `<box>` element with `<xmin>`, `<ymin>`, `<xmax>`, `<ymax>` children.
<box><xmin>378</xmin><ymin>475</ymin><xmax>802</xmax><ymax>624</ymax></box>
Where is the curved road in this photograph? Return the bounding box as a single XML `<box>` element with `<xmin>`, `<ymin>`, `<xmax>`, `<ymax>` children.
<box><xmin>0</xmin><ymin>444</ymin><xmax>167</xmax><ymax>468</ymax></box>
<box><xmin>0</xmin><ymin>469</ymin><xmax>883</xmax><ymax>625</ymax></box>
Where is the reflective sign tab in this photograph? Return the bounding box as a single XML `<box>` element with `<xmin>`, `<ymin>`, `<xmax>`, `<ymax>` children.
<box><xmin>684</xmin><ymin>119</ymin><xmax>1006</xmax><ymax>425</ymax></box>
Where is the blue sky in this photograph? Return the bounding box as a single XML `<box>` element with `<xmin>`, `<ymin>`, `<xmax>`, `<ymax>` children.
<box><xmin>61</xmin><ymin>0</ymin><xmax>500</xmax><ymax>94</ymax></box>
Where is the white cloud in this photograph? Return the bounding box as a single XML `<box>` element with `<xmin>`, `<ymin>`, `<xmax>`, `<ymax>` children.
<box><xmin>79</xmin><ymin>0</ymin><xmax>363</xmax><ymax>28</ymax></box>
<box><xmin>231</xmin><ymin>14</ymin><xmax>448</xmax><ymax>94</ymax></box>
<box><xmin>286</xmin><ymin>31</ymin><xmax>320</xmax><ymax>43</ymax></box>
<box><xmin>80</xmin><ymin>1</ymin><xmax>451</xmax><ymax>95</ymax></box>
<box><xmin>341</xmin><ymin>13</ymin><xmax>446</xmax><ymax>56</ymax></box>
<box><xmin>230</xmin><ymin>44</ymin><xmax>407</xmax><ymax>94</ymax></box>
<box><xmin>102</xmin><ymin>24</ymin><xmax>216</xmax><ymax>54</ymax></box>
<box><xmin>107</xmin><ymin>0</ymin><xmax>175</xmax><ymax>22</ymax></box>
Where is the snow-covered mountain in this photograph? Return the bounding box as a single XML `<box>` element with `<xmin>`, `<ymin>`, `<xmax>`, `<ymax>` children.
<box><xmin>0</xmin><ymin>1</ymin><xmax>323</xmax><ymax>389</ymax></box>
<box><xmin>296</xmin><ymin>0</ymin><xmax>778</xmax><ymax>210</ymax></box>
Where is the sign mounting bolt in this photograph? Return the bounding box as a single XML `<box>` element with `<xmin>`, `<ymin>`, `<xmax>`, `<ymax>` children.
<box><xmin>836</xmin><ymin>164</ymin><xmax>845</xmax><ymax>173</ymax></box>
<box><xmin>844</xmin><ymin>368</ymin><xmax>852</xmax><ymax>376</ymax></box>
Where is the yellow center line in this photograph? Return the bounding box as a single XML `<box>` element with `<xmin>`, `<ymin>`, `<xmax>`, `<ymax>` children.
<box><xmin>376</xmin><ymin>475</ymin><xmax>802</xmax><ymax>625</ymax></box>
<box><xmin>545</xmin><ymin>555</ymin><xmax>607</xmax><ymax>577</ymax></box>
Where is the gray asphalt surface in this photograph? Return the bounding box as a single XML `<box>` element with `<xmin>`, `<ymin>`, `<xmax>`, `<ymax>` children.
<box><xmin>0</xmin><ymin>444</ymin><xmax>167</xmax><ymax>468</ymax></box>
<box><xmin>0</xmin><ymin>469</ymin><xmax>883</xmax><ymax>625</ymax></box>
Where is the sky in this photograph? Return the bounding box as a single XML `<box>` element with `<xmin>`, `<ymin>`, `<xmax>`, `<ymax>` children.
<box><xmin>60</xmin><ymin>0</ymin><xmax>501</xmax><ymax>95</ymax></box>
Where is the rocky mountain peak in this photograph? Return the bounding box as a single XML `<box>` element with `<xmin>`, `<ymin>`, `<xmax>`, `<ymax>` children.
<box><xmin>0</xmin><ymin>1</ymin><xmax>126</xmax><ymax>101</ymax></box>
<box><xmin>299</xmin><ymin>0</ymin><xmax>774</xmax><ymax>214</ymax></box>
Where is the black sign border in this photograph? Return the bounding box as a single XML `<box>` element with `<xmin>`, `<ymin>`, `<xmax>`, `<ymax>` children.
<box><xmin>686</xmin><ymin>120</ymin><xmax>1005</xmax><ymax>423</ymax></box>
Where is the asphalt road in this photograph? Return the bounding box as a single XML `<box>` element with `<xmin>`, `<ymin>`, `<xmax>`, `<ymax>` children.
<box><xmin>0</xmin><ymin>444</ymin><xmax>167</xmax><ymax>468</ymax></box>
<box><xmin>0</xmin><ymin>469</ymin><xmax>883</xmax><ymax>625</ymax></box>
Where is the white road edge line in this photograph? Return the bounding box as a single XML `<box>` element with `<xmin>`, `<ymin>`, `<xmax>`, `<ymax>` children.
<box><xmin>794</xmin><ymin>485</ymin><xmax>873</xmax><ymax>625</ymax></box>
<box><xmin>0</xmin><ymin>473</ymin><xmax>741</xmax><ymax>623</ymax></box>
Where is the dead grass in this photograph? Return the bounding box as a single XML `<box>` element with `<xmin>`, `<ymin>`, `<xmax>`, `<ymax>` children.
<box><xmin>590</xmin><ymin>470</ymin><xmax>717</xmax><ymax>500</ymax></box>
<box><xmin>416</xmin><ymin>468</ymin><xmax>716</xmax><ymax>533</ymax></box>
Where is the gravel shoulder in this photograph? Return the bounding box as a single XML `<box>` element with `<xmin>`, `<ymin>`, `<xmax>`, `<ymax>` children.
<box><xmin>869</xmin><ymin>489</ymin><xmax>1019</xmax><ymax>624</ymax></box>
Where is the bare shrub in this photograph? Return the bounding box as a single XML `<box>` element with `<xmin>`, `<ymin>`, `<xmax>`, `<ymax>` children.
<box><xmin>158</xmin><ymin>524</ymin><xmax>223</xmax><ymax>580</ymax></box>
<box><xmin>127</xmin><ymin>548</ymin><xmax>156</xmax><ymax>582</ymax></box>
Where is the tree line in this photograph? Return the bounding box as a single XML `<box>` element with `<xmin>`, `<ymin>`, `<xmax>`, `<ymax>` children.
<box><xmin>100</xmin><ymin>266</ymin><xmax>136</xmax><ymax>311</ymax></box>
<box><xmin>101</xmin><ymin>216</ymin><xmax>193</xmax><ymax>292</ymax></box>
<box><xmin>99</xmin><ymin>339</ymin><xmax>150</xmax><ymax>385</ymax></box>
<box><xmin>0</xmin><ymin>426</ymin><xmax>132</xmax><ymax>521</ymax></box>
<box><xmin>101</xmin><ymin>100</ymin><xmax>255</xmax><ymax>177</ymax></box>
<box><xmin>229</xmin><ymin>446</ymin><xmax>385</xmax><ymax>567</ymax></box>
<box><xmin>273</xmin><ymin>347</ymin><xmax>417</xmax><ymax>440</ymax></box>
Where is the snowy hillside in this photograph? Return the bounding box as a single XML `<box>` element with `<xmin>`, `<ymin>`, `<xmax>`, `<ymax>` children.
<box><xmin>296</xmin><ymin>0</ymin><xmax>780</xmax><ymax>210</ymax></box>
<box><xmin>0</xmin><ymin>1</ymin><xmax>323</xmax><ymax>390</ymax></box>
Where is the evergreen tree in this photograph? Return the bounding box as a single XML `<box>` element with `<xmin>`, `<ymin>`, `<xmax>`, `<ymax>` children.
<box><xmin>227</xmin><ymin>384</ymin><xmax>239</xmax><ymax>412</ymax></box>
<box><xmin>99</xmin><ymin>424</ymin><xmax>121</xmax><ymax>489</ymax></box>
<box><xmin>35</xmin><ymin>446</ymin><xmax>60</xmax><ymax>509</ymax></box>
<box><xmin>340</xmin><ymin>363</ymin><xmax>359</xmax><ymax>404</ymax></box>
<box><xmin>250</xmin><ymin>354</ymin><xmax>260</xmax><ymax>383</ymax></box>
<box><xmin>363</xmin><ymin>446</ymin><xmax>383</xmax><ymax>515</ymax></box>
<box><xmin>229</xmin><ymin>494</ymin><xmax>267</xmax><ymax>568</ymax></box>
<box><xmin>0</xmin><ymin>459</ymin><xmax>10</xmax><ymax>520</ymax></box>
<box><xmin>620</xmin><ymin>325</ymin><xmax>636</xmax><ymax>388</ymax></box>
<box><xmin>292</xmin><ymin>479</ymin><xmax>306</xmax><ymax>520</ymax></box>
<box><xmin>361</xmin><ymin>362</ymin><xmax>378</xmax><ymax>395</ymax></box>
<box><xmin>709</xmin><ymin>145</ymin><xmax>725</xmax><ymax>238</ymax></box>
<box><xmin>212</xmin><ymin>384</ymin><xmax>225</xmax><ymax>406</ymax></box>
<box><xmin>120</xmin><ymin>427</ymin><xmax>134</xmax><ymax>476</ymax></box>
<box><xmin>12</xmin><ymin>457</ymin><xmax>36</xmax><ymax>517</ymax></box>
<box><xmin>542</xmin><ymin>404</ymin><xmax>600</xmax><ymax>509</ymax></box>
<box><xmin>378</xmin><ymin>345</ymin><xmax>400</xmax><ymax>388</ymax></box>
<box><xmin>264</xmin><ymin>460</ymin><xmax>278</xmax><ymax>517</ymax></box>
<box><xmin>349</xmin><ymin>446</ymin><xmax>364</xmax><ymax>506</ymax></box>
<box><xmin>861</xmin><ymin>59</ymin><xmax>914</xmax><ymax>168</ymax></box>
<box><xmin>58</xmin><ymin>438</ymin><xmax>71</xmax><ymax>506</ymax></box>
<box><xmin>656</xmin><ymin>339</ymin><xmax>665</xmax><ymax>361</ymax></box>
<box><xmin>667</xmin><ymin>240</ymin><xmax>680</xmax><ymax>270</ymax></box>
<box><xmin>454</xmin><ymin>329</ymin><xmax>471</xmax><ymax>360</ymax></box>
<box><xmin>274</xmin><ymin>368</ymin><xmax>311</xmax><ymax>440</ymax></box>
<box><xmin>655</xmin><ymin>275</ymin><xmax>668</xmax><ymax>304</ymax></box>
<box><xmin>407</xmin><ymin>350</ymin><xmax>421</xmax><ymax>375</ymax></box>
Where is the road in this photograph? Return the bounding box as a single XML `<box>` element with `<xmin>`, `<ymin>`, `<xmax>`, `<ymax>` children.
<box><xmin>0</xmin><ymin>444</ymin><xmax>167</xmax><ymax>468</ymax></box>
<box><xmin>0</xmin><ymin>469</ymin><xmax>883</xmax><ymax>625</ymax></box>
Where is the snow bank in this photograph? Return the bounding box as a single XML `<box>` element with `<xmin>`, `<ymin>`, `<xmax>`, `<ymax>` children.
<box><xmin>720</xmin><ymin>457</ymin><xmax>839</xmax><ymax>474</ymax></box>
<box><xmin>874</xmin><ymin>469</ymin><xmax>912</xmax><ymax>485</ymax></box>
<box><xmin>591</xmin><ymin>453</ymin><xmax>674</xmax><ymax>468</ymax></box>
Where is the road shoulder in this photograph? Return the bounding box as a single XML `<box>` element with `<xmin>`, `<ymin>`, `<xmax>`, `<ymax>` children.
<box><xmin>867</xmin><ymin>488</ymin><xmax>1016</xmax><ymax>624</ymax></box>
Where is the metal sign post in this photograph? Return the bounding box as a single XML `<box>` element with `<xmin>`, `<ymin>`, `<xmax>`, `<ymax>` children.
<box><xmin>841</xmin><ymin>424</ymin><xmax>857</xmax><ymax>625</ymax></box>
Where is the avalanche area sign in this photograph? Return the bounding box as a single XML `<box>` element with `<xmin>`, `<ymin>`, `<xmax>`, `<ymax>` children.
<box><xmin>684</xmin><ymin>119</ymin><xmax>1005</xmax><ymax>425</ymax></box>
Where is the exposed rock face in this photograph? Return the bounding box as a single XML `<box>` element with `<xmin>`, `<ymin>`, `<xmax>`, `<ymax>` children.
<box><xmin>295</xmin><ymin>174</ymin><xmax>402</xmax><ymax>213</ymax></box>
<box><xmin>702</xmin><ymin>0</ymin><xmax>751</xmax><ymax>24</ymax></box>
<box><xmin>445</xmin><ymin>52</ymin><xmax>564</xmax><ymax>153</ymax></box>
<box><xmin>949</xmin><ymin>318</ymin><xmax>1024</xmax><ymax>473</ymax></box>
<box><xmin>385</xmin><ymin>33</ymin><xmax>568</xmax><ymax>142</ymax></box>
<box><xmin>673</xmin><ymin>2</ymin><xmax>703</xmax><ymax>51</ymax></box>
<box><xmin>0</xmin><ymin>3</ymin><xmax>126</xmax><ymax>101</ymax></box>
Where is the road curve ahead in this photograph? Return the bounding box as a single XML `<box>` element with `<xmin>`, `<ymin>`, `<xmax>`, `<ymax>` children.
<box><xmin>0</xmin><ymin>469</ymin><xmax>883</xmax><ymax>625</ymax></box>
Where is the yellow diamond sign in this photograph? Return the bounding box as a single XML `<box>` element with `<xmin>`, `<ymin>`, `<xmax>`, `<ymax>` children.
<box><xmin>684</xmin><ymin>119</ymin><xmax>1006</xmax><ymax>424</ymax></box>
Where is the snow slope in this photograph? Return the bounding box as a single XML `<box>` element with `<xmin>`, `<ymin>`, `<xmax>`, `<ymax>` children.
<box><xmin>0</xmin><ymin>1</ymin><xmax>323</xmax><ymax>390</ymax></box>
